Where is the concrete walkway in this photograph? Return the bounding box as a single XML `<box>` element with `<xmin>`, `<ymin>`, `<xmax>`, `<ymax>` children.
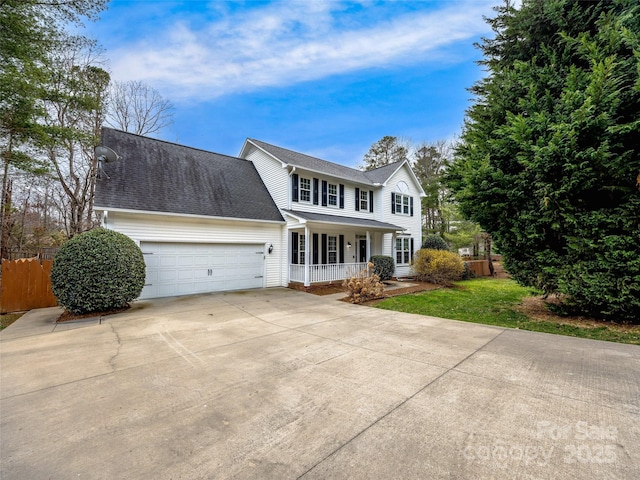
<box><xmin>1</xmin><ymin>288</ymin><xmax>638</xmax><ymax>479</ymax></box>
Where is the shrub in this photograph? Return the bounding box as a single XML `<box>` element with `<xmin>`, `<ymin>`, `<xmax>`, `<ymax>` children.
<box><xmin>343</xmin><ymin>262</ymin><xmax>385</xmax><ymax>304</ymax></box>
<box><xmin>51</xmin><ymin>228</ymin><xmax>146</xmax><ymax>315</ymax></box>
<box><xmin>421</xmin><ymin>234</ymin><xmax>449</xmax><ymax>251</ymax></box>
<box><xmin>370</xmin><ymin>255</ymin><xmax>395</xmax><ymax>281</ymax></box>
<box><xmin>462</xmin><ymin>262</ymin><xmax>476</xmax><ymax>280</ymax></box>
<box><xmin>412</xmin><ymin>249</ymin><xmax>464</xmax><ymax>285</ymax></box>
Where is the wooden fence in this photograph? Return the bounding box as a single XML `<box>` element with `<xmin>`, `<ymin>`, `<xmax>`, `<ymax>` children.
<box><xmin>1</xmin><ymin>258</ymin><xmax>58</xmax><ymax>314</ymax></box>
<box><xmin>465</xmin><ymin>260</ymin><xmax>492</xmax><ymax>277</ymax></box>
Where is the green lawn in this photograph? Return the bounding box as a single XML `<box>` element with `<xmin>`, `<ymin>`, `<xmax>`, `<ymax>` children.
<box><xmin>375</xmin><ymin>278</ymin><xmax>640</xmax><ymax>345</ymax></box>
<box><xmin>0</xmin><ymin>312</ymin><xmax>24</xmax><ymax>331</ymax></box>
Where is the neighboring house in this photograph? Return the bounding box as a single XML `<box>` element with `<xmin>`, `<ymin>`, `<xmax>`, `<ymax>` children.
<box><xmin>95</xmin><ymin>128</ymin><xmax>424</xmax><ymax>299</ymax></box>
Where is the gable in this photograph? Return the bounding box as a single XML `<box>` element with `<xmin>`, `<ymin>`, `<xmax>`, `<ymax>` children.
<box><xmin>94</xmin><ymin>128</ymin><xmax>283</xmax><ymax>222</ymax></box>
<box><xmin>383</xmin><ymin>161</ymin><xmax>426</xmax><ymax>197</ymax></box>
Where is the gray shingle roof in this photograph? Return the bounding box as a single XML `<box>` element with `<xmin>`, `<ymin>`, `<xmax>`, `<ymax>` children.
<box><xmin>248</xmin><ymin>139</ymin><xmax>403</xmax><ymax>186</ymax></box>
<box><xmin>283</xmin><ymin>210</ymin><xmax>403</xmax><ymax>231</ymax></box>
<box><xmin>95</xmin><ymin>128</ymin><xmax>283</xmax><ymax>222</ymax></box>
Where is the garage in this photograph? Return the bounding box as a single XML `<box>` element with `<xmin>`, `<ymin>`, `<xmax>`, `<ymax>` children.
<box><xmin>139</xmin><ymin>242</ymin><xmax>266</xmax><ymax>299</ymax></box>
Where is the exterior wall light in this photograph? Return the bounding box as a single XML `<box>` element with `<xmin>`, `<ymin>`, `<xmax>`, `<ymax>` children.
<box><xmin>268</xmin><ymin>244</ymin><xmax>274</xmax><ymax>254</ymax></box>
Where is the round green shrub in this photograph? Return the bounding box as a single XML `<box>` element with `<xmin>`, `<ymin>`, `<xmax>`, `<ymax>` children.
<box><xmin>51</xmin><ymin>228</ymin><xmax>146</xmax><ymax>315</ymax></box>
<box><xmin>370</xmin><ymin>255</ymin><xmax>395</xmax><ymax>281</ymax></box>
<box><xmin>421</xmin><ymin>234</ymin><xmax>449</xmax><ymax>251</ymax></box>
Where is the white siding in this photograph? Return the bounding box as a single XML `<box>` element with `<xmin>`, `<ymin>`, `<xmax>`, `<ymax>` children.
<box><xmin>104</xmin><ymin>212</ymin><xmax>286</xmax><ymax>288</ymax></box>
<box><xmin>289</xmin><ymin>175</ymin><xmax>381</xmax><ymax>221</ymax></box>
<box><xmin>243</xmin><ymin>146</ymin><xmax>290</xmax><ymax>210</ymax></box>
<box><xmin>381</xmin><ymin>164</ymin><xmax>424</xmax><ymax>278</ymax></box>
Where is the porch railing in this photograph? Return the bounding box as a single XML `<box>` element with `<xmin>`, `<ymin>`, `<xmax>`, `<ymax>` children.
<box><xmin>290</xmin><ymin>262</ymin><xmax>368</xmax><ymax>284</ymax></box>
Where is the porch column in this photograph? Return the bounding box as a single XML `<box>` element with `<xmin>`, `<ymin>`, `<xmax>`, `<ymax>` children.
<box><xmin>366</xmin><ymin>230</ymin><xmax>371</xmax><ymax>263</ymax></box>
<box><xmin>304</xmin><ymin>225</ymin><xmax>310</xmax><ymax>287</ymax></box>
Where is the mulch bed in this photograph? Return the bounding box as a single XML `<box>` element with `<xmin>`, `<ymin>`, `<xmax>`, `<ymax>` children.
<box><xmin>299</xmin><ymin>280</ymin><xmax>442</xmax><ymax>304</ymax></box>
<box><xmin>56</xmin><ymin>306</ymin><xmax>130</xmax><ymax>323</ymax></box>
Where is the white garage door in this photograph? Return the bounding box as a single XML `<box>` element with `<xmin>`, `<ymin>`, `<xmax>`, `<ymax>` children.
<box><xmin>139</xmin><ymin>242</ymin><xmax>265</xmax><ymax>299</ymax></box>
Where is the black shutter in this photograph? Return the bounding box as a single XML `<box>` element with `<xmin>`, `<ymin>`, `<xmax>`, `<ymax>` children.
<box><xmin>410</xmin><ymin>197</ymin><xmax>414</xmax><ymax>216</ymax></box>
<box><xmin>339</xmin><ymin>184</ymin><xmax>344</xmax><ymax>209</ymax></box>
<box><xmin>292</xmin><ymin>174</ymin><xmax>299</xmax><ymax>203</ymax></box>
<box><xmin>355</xmin><ymin>188</ymin><xmax>360</xmax><ymax>211</ymax></box>
<box><xmin>322</xmin><ymin>180</ymin><xmax>328</xmax><ymax>206</ymax></box>
<box><xmin>313</xmin><ymin>178</ymin><xmax>319</xmax><ymax>205</ymax></box>
<box><xmin>339</xmin><ymin>235</ymin><xmax>345</xmax><ymax>264</ymax></box>
<box><xmin>312</xmin><ymin>234</ymin><xmax>319</xmax><ymax>264</ymax></box>
<box><xmin>321</xmin><ymin>234</ymin><xmax>327</xmax><ymax>264</ymax></box>
<box><xmin>391</xmin><ymin>192</ymin><xmax>396</xmax><ymax>214</ymax></box>
<box><xmin>410</xmin><ymin>237</ymin><xmax>415</xmax><ymax>258</ymax></box>
<box><xmin>292</xmin><ymin>232</ymin><xmax>299</xmax><ymax>264</ymax></box>
<box><xmin>369</xmin><ymin>191</ymin><xmax>374</xmax><ymax>213</ymax></box>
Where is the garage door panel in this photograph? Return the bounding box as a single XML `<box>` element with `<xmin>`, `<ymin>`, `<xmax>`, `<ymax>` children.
<box><xmin>139</xmin><ymin>242</ymin><xmax>264</xmax><ymax>299</ymax></box>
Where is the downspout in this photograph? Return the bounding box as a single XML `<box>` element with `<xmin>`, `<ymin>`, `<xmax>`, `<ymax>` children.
<box><xmin>284</xmin><ymin>165</ymin><xmax>297</xmax><ymax>286</ymax></box>
<box><xmin>287</xmin><ymin>166</ymin><xmax>296</xmax><ymax>211</ymax></box>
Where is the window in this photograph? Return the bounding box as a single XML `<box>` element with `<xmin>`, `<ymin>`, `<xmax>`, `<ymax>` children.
<box><xmin>395</xmin><ymin>194</ymin><xmax>411</xmax><ymax>215</ymax></box>
<box><xmin>396</xmin><ymin>237</ymin><xmax>411</xmax><ymax>264</ymax></box>
<box><xmin>299</xmin><ymin>235</ymin><xmax>306</xmax><ymax>264</ymax></box>
<box><xmin>328</xmin><ymin>183</ymin><xmax>338</xmax><ymax>206</ymax></box>
<box><xmin>328</xmin><ymin>235</ymin><xmax>337</xmax><ymax>264</ymax></box>
<box><xmin>300</xmin><ymin>177</ymin><xmax>311</xmax><ymax>202</ymax></box>
<box><xmin>360</xmin><ymin>189</ymin><xmax>369</xmax><ymax>211</ymax></box>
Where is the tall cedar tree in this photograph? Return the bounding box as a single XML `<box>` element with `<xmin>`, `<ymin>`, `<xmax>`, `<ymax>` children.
<box><xmin>446</xmin><ymin>0</ymin><xmax>640</xmax><ymax>322</ymax></box>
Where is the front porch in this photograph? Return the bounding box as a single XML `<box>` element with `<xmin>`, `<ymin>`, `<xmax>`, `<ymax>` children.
<box><xmin>289</xmin><ymin>262</ymin><xmax>369</xmax><ymax>284</ymax></box>
<box><xmin>283</xmin><ymin>209</ymin><xmax>405</xmax><ymax>287</ymax></box>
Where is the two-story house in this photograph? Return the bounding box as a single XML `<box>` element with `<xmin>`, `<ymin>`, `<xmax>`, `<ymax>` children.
<box><xmin>239</xmin><ymin>139</ymin><xmax>424</xmax><ymax>287</ymax></box>
<box><xmin>95</xmin><ymin>128</ymin><xmax>424</xmax><ymax>299</ymax></box>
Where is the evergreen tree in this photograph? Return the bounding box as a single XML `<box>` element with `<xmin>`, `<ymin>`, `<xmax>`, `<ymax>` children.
<box><xmin>446</xmin><ymin>0</ymin><xmax>640</xmax><ymax>321</ymax></box>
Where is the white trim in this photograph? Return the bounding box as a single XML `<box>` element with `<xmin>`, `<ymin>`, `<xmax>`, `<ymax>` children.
<box><xmin>239</xmin><ymin>139</ymin><xmax>287</xmax><ymax>168</ymax></box>
<box><xmin>94</xmin><ymin>206</ymin><xmax>285</xmax><ymax>224</ymax></box>
<box><xmin>281</xmin><ymin>211</ymin><xmax>403</xmax><ymax>232</ymax></box>
<box><xmin>381</xmin><ymin>161</ymin><xmax>427</xmax><ymax>198</ymax></box>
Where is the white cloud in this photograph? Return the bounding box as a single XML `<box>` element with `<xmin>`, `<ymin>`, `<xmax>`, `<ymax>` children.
<box><xmin>107</xmin><ymin>0</ymin><xmax>495</xmax><ymax>101</ymax></box>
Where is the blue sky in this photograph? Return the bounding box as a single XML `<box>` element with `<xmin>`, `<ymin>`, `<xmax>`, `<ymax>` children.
<box><xmin>85</xmin><ymin>0</ymin><xmax>499</xmax><ymax>168</ymax></box>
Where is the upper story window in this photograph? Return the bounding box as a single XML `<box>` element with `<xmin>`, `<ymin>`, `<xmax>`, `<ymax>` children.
<box><xmin>299</xmin><ymin>177</ymin><xmax>311</xmax><ymax>202</ymax></box>
<box><xmin>293</xmin><ymin>174</ymin><xmax>344</xmax><ymax>208</ymax></box>
<box><xmin>395</xmin><ymin>194</ymin><xmax>411</xmax><ymax>215</ymax></box>
<box><xmin>360</xmin><ymin>190</ymin><xmax>369</xmax><ymax>211</ymax></box>
<box><xmin>328</xmin><ymin>183</ymin><xmax>338</xmax><ymax>207</ymax></box>
<box><xmin>391</xmin><ymin>182</ymin><xmax>413</xmax><ymax>216</ymax></box>
<box><xmin>355</xmin><ymin>187</ymin><xmax>374</xmax><ymax>212</ymax></box>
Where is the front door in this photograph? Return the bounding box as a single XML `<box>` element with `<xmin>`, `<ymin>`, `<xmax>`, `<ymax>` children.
<box><xmin>358</xmin><ymin>239</ymin><xmax>367</xmax><ymax>263</ymax></box>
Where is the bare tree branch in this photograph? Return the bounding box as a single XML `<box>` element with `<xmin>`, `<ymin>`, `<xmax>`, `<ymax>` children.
<box><xmin>106</xmin><ymin>80</ymin><xmax>174</xmax><ymax>137</ymax></box>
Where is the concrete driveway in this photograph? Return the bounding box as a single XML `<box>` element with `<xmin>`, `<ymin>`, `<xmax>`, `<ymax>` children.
<box><xmin>1</xmin><ymin>288</ymin><xmax>639</xmax><ymax>479</ymax></box>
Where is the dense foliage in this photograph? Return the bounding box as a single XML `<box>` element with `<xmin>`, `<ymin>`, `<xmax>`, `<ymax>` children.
<box><xmin>412</xmin><ymin>249</ymin><xmax>464</xmax><ymax>285</ymax></box>
<box><xmin>370</xmin><ymin>255</ymin><xmax>395</xmax><ymax>280</ymax></box>
<box><xmin>446</xmin><ymin>0</ymin><xmax>640</xmax><ymax>322</ymax></box>
<box><xmin>421</xmin><ymin>234</ymin><xmax>449</xmax><ymax>251</ymax></box>
<box><xmin>51</xmin><ymin>228</ymin><xmax>146</xmax><ymax>314</ymax></box>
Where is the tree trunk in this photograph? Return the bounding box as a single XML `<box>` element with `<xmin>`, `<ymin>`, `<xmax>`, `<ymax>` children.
<box><xmin>485</xmin><ymin>234</ymin><xmax>495</xmax><ymax>276</ymax></box>
<box><xmin>1</xmin><ymin>174</ymin><xmax>13</xmax><ymax>259</ymax></box>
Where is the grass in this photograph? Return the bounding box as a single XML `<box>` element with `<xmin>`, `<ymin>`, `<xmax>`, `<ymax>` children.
<box><xmin>0</xmin><ymin>312</ymin><xmax>24</xmax><ymax>331</ymax></box>
<box><xmin>374</xmin><ymin>278</ymin><xmax>640</xmax><ymax>345</ymax></box>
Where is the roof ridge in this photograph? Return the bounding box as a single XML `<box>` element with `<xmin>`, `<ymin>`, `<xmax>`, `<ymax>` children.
<box><xmin>103</xmin><ymin>127</ymin><xmax>248</xmax><ymax>163</ymax></box>
<box><xmin>249</xmin><ymin>138</ymin><xmax>364</xmax><ymax>174</ymax></box>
